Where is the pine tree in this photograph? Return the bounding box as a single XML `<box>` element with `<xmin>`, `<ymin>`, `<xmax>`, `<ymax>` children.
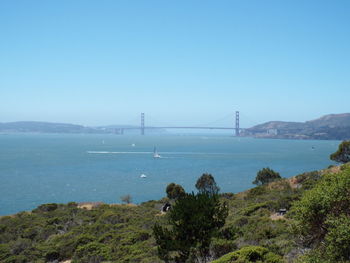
<box><xmin>153</xmin><ymin>192</ymin><xmax>228</xmax><ymax>263</ymax></box>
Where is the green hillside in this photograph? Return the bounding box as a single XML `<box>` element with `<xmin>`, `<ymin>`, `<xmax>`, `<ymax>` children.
<box><xmin>1</xmin><ymin>164</ymin><xmax>349</xmax><ymax>262</ymax></box>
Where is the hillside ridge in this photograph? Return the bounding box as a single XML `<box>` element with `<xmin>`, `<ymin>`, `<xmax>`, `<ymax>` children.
<box><xmin>244</xmin><ymin>113</ymin><xmax>350</xmax><ymax>140</ymax></box>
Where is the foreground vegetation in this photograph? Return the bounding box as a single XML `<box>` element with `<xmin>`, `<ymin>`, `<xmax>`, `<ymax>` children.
<box><xmin>1</xmin><ymin>143</ymin><xmax>350</xmax><ymax>262</ymax></box>
<box><xmin>0</xmin><ymin>201</ymin><xmax>164</xmax><ymax>262</ymax></box>
<box><xmin>0</xmin><ymin>170</ymin><xmax>325</xmax><ymax>262</ymax></box>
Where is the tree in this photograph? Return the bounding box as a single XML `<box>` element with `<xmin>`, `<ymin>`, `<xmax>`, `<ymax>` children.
<box><xmin>252</xmin><ymin>168</ymin><xmax>281</xmax><ymax>185</ymax></box>
<box><xmin>120</xmin><ymin>194</ymin><xmax>132</xmax><ymax>204</ymax></box>
<box><xmin>166</xmin><ymin>183</ymin><xmax>186</xmax><ymax>200</ymax></box>
<box><xmin>291</xmin><ymin>166</ymin><xmax>350</xmax><ymax>261</ymax></box>
<box><xmin>330</xmin><ymin>140</ymin><xmax>350</xmax><ymax>163</ymax></box>
<box><xmin>195</xmin><ymin>173</ymin><xmax>220</xmax><ymax>195</ymax></box>
<box><xmin>153</xmin><ymin>192</ymin><xmax>228</xmax><ymax>263</ymax></box>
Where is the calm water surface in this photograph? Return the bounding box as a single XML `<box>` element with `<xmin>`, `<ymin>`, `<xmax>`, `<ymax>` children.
<box><xmin>0</xmin><ymin>134</ymin><xmax>339</xmax><ymax>215</ymax></box>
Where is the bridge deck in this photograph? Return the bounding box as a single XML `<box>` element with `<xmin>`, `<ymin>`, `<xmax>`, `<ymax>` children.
<box><xmin>119</xmin><ymin>126</ymin><xmax>244</xmax><ymax>130</ymax></box>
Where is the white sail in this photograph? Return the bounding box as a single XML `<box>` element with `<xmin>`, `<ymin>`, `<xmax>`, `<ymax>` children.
<box><xmin>153</xmin><ymin>147</ymin><xmax>161</xmax><ymax>158</ymax></box>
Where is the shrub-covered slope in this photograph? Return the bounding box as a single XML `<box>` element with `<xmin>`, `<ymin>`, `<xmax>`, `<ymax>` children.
<box><xmin>1</xmin><ymin>165</ymin><xmax>348</xmax><ymax>262</ymax></box>
<box><xmin>0</xmin><ymin>201</ymin><xmax>165</xmax><ymax>263</ymax></box>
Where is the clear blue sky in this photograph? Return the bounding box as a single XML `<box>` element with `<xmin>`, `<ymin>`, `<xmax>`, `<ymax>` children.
<box><xmin>0</xmin><ymin>0</ymin><xmax>349</xmax><ymax>127</ymax></box>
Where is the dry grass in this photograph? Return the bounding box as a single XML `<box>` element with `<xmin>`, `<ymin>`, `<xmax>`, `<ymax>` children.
<box><xmin>77</xmin><ymin>202</ymin><xmax>139</xmax><ymax>210</ymax></box>
<box><xmin>270</xmin><ymin>213</ymin><xmax>286</xmax><ymax>221</ymax></box>
<box><xmin>77</xmin><ymin>202</ymin><xmax>104</xmax><ymax>210</ymax></box>
<box><xmin>110</xmin><ymin>203</ymin><xmax>138</xmax><ymax>207</ymax></box>
<box><xmin>322</xmin><ymin>165</ymin><xmax>341</xmax><ymax>174</ymax></box>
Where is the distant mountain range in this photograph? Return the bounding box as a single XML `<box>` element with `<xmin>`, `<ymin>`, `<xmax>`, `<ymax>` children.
<box><xmin>1</xmin><ymin>113</ymin><xmax>350</xmax><ymax>140</ymax></box>
<box><xmin>242</xmin><ymin>113</ymin><xmax>350</xmax><ymax>140</ymax></box>
<box><xmin>0</xmin><ymin>121</ymin><xmax>102</xmax><ymax>134</ymax></box>
<box><xmin>0</xmin><ymin>121</ymin><xmax>163</xmax><ymax>134</ymax></box>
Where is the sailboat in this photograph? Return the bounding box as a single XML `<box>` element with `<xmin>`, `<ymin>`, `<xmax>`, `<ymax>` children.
<box><xmin>153</xmin><ymin>147</ymin><xmax>161</xmax><ymax>158</ymax></box>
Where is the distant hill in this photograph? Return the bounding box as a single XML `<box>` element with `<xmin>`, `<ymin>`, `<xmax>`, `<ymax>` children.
<box><xmin>0</xmin><ymin>121</ymin><xmax>165</xmax><ymax>134</ymax></box>
<box><xmin>243</xmin><ymin>113</ymin><xmax>350</xmax><ymax>140</ymax></box>
<box><xmin>0</xmin><ymin>121</ymin><xmax>103</xmax><ymax>134</ymax></box>
<box><xmin>306</xmin><ymin>113</ymin><xmax>350</xmax><ymax>128</ymax></box>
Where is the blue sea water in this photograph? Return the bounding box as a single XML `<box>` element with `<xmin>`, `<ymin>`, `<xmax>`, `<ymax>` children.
<box><xmin>0</xmin><ymin>133</ymin><xmax>339</xmax><ymax>215</ymax></box>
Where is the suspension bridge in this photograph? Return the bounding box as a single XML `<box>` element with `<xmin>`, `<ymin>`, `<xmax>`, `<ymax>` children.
<box><xmin>114</xmin><ymin>111</ymin><xmax>245</xmax><ymax>136</ymax></box>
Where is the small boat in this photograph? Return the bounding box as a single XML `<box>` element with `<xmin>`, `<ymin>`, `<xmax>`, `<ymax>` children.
<box><xmin>140</xmin><ymin>174</ymin><xmax>147</xmax><ymax>178</ymax></box>
<box><xmin>153</xmin><ymin>147</ymin><xmax>161</xmax><ymax>158</ymax></box>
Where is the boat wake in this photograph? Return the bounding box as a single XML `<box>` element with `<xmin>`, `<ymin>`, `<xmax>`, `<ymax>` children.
<box><xmin>87</xmin><ymin>151</ymin><xmax>230</xmax><ymax>156</ymax></box>
<box><xmin>87</xmin><ymin>151</ymin><xmax>152</xmax><ymax>154</ymax></box>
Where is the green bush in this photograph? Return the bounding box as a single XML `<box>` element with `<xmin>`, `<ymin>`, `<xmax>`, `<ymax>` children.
<box><xmin>0</xmin><ymin>244</ymin><xmax>11</xmax><ymax>260</ymax></box>
<box><xmin>220</xmin><ymin>224</ymin><xmax>240</xmax><ymax>240</ymax></box>
<box><xmin>246</xmin><ymin>186</ymin><xmax>267</xmax><ymax>199</ymax></box>
<box><xmin>10</xmin><ymin>238</ymin><xmax>32</xmax><ymax>255</ymax></box>
<box><xmin>1</xmin><ymin>255</ymin><xmax>28</xmax><ymax>263</ymax></box>
<box><xmin>72</xmin><ymin>242</ymin><xmax>112</xmax><ymax>262</ymax></box>
<box><xmin>212</xmin><ymin>246</ymin><xmax>283</xmax><ymax>263</ymax></box>
<box><xmin>34</xmin><ymin>203</ymin><xmax>58</xmax><ymax>212</ymax></box>
<box><xmin>324</xmin><ymin>215</ymin><xmax>350</xmax><ymax>260</ymax></box>
<box><xmin>44</xmin><ymin>250</ymin><xmax>60</xmax><ymax>261</ymax></box>
<box><xmin>330</xmin><ymin>140</ymin><xmax>350</xmax><ymax>163</ymax></box>
<box><xmin>292</xmin><ymin>166</ymin><xmax>350</xmax><ymax>261</ymax></box>
<box><xmin>241</xmin><ymin>202</ymin><xmax>273</xmax><ymax>216</ymax></box>
<box><xmin>99</xmin><ymin>210</ymin><xmax>127</xmax><ymax>224</ymax></box>
<box><xmin>211</xmin><ymin>238</ymin><xmax>237</xmax><ymax>258</ymax></box>
<box><xmin>294</xmin><ymin>170</ymin><xmax>321</xmax><ymax>190</ymax></box>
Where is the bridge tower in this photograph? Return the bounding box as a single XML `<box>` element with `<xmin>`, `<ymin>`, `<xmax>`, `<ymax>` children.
<box><xmin>235</xmin><ymin>111</ymin><xmax>239</xmax><ymax>136</ymax></box>
<box><xmin>141</xmin><ymin>113</ymin><xmax>145</xmax><ymax>135</ymax></box>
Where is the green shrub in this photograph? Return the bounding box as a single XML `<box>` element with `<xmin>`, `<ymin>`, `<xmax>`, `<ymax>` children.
<box><xmin>330</xmin><ymin>140</ymin><xmax>350</xmax><ymax>163</ymax></box>
<box><xmin>72</xmin><ymin>242</ymin><xmax>112</xmax><ymax>262</ymax></box>
<box><xmin>10</xmin><ymin>238</ymin><xmax>32</xmax><ymax>255</ymax></box>
<box><xmin>292</xmin><ymin>168</ymin><xmax>350</xmax><ymax>241</ymax></box>
<box><xmin>1</xmin><ymin>255</ymin><xmax>28</xmax><ymax>263</ymax></box>
<box><xmin>241</xmin><ymin>202</ymin><xmax>273</xmax><ymax>216</ymax></box>
<box><xmin>212</xmin><ymin>246</ymin><xmax>283</xmax><ymax>263</ymax></box>
<box><xmin>324</xmin><ymin>215</ymin><xmax>350</xmax><ymax>260</ymax></box>
<box><xmin>246</xmin><ymin>186</ymin><xmax>267</xmax><ymax>199</ymax></box>
<box><xmin>220</xmin><ymin>225</ymin><xmax>240</xmax><ymax>240</ymax></box>
<box><xmin>45</xmin><ymin>250</ymin><xmax>60</xmax><ymax>261</ymax></box>
<box><xmin>232</xmin><ymin>216</ymin><xmax>249</xmax><ymax>228</ymax></box>
<box><xmin>292</xmin><ymin>167</ymin><xmax>350</xmax><ymax>261</ymax></box>
<box><xmin>74</xmin><ymin>234</ymin><xmax>96</xmax><ymax>248</ymax></box>
<box><xmin>67</xmin><ymin>202</ymin><xmax>78</xmax><ymax>207</ymax></box>
<box><xmin>34</xmin><ymin>203</ymin><xmax>58</xmax><ymax>212</ymax></box>
<box><xmin>0</xmin><ymin>224</ymin><xmax>6</xmax><ymax>233</ymax></box>
<box><xmin>211</xmin><ymin>238</ymin><xmax>237</xmax><ymax>258</ymax></box>
<box><xmin>295</xmin><ymin>170</ymin><xmax>321</xmax><ymax>190</ymax></box>
<box><xmin>99</xmin><ymin>210</ymin><xmax>127</xmax><ymax>224</ymax></box>
<box><xmin>0</xmin><ymin>244</ymin><xmax>11</xmax><ymax>260</ymax></box>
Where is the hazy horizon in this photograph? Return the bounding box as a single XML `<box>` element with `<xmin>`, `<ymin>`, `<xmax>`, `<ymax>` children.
<box><xmin>1</xmin><ymin>1</ymin><xmax>349</xmax><ymax>127</ymax></box>
<box><xmin>1</xmin><ymin>112</ymin><xmax>350</xmax><ymax>129</ymax></box>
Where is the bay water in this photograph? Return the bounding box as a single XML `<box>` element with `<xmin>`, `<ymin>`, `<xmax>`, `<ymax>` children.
<box><xmin>0</xmin><ymin>134</ymin><xmax>339</xmax><ymax>215</ymax></box>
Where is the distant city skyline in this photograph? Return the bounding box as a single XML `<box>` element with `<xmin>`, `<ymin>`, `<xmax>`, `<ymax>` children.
<box><xmin>0</xmin><ymin>0</ymin><xmax>349</xmax><ymax>127</ymax></box>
